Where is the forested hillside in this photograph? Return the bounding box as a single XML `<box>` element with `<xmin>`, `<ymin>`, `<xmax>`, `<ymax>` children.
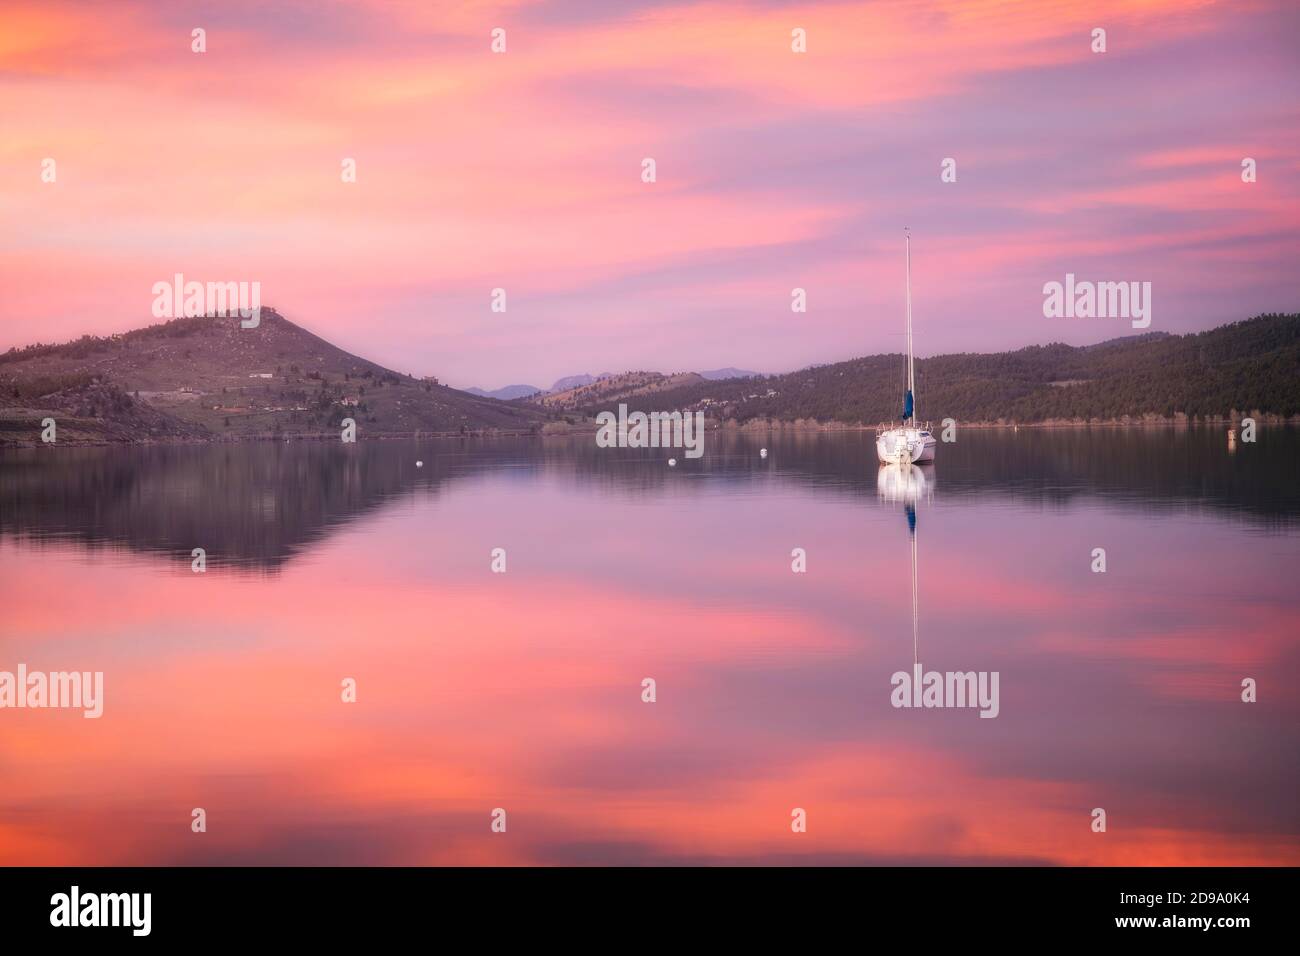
<box><xmin>564</xmin><ymin>314</ymin><xmax>1299</xmax><ymax>425</ymax></box>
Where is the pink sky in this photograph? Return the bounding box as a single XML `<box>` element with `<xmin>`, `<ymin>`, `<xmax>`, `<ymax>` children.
<box><xmin>1</xmin><ymin>0</ymin><xmax>1297</xmax><ymax>389</ymax></box>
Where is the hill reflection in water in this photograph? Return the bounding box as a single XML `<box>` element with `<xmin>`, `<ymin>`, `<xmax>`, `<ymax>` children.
<box><xmin>0</xmin><ymin>427</ymin><xmax>1296</xmax><ymax>865</ymax></box>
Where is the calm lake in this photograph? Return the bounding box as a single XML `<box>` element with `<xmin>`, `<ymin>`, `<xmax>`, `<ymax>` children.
<box><xmin>1</xmin><ymin>427</ymin><xmax>1297</xmax><ymax>865</ymax></box>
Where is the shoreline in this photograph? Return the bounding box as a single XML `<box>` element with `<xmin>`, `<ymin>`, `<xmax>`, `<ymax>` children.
<box><xmin>3</xmin><ymin>414</ymin><xmax>1296</xmax><ymax>448</ymax></box>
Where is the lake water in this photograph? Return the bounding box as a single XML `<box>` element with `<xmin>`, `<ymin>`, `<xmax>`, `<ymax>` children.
<box><xmin>1</xmin><ymin>427</ymin><xmax>1297</xmax><ymax>865</ymax></box>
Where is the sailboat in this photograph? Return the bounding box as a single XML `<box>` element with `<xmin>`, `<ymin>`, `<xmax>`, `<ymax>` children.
<box><xmin>876</xmin><ymin>230</ymin><xmax>937</xmax><ymax>465</ymax></box>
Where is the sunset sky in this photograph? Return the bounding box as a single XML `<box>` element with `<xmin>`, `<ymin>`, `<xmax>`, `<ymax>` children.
<box><xmin>2</xmin><ymin>0</ymin><xmax>1297</xmax><ymax>388</ymax></box>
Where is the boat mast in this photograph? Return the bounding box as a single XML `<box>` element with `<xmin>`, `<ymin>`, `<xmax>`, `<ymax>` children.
<box><xmin>905</xmin><ymin>228</ymin><xmax>915</xmax><ymax>427</ymax></box>
<box><xmin>911</xmin><ymin>512</ymin><xmax>919</xmax><ymax>669</ymax></box>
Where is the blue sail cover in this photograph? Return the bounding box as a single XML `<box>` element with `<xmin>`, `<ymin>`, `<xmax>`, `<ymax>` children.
<box><xmin>906</xmin><ymin>504</ymin><xmax>916</xmax><ymax>535</ymax></box>
<box><xmin>901</xmin><ymin>389</ymin><xmax>913</xmax><ymax>421</ymax></box>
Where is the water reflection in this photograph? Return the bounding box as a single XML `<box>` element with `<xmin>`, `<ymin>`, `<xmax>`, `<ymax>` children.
<box><xmin>876</xmin><ymin>462</ymin><xmax>932</xmax><ymax>506</ymax></box>
<box><xmin>0</xmin><ymin>428</ymin><xmax>1296</xmax><ymax>865</ymax></box>
<box><xmin>2</xmin><ymin>428</ymin><xmax>1296</xmax><ymax>572</ymax></box>
<box><xmin>876</xmin><ymin>464</ymin><xmax>931</xmax><ymax>676</ymax></box>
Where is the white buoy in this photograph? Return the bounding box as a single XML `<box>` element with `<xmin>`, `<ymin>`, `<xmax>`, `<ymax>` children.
<box><xmin>416</xmin><ymin>460</ymin><xmax>424</xmax><ymax>467</ymax></box>
<box><xmin>760</xmin><ymin>448</ymin><xmax>768</xmax><ymax>459</ymax></box>
<box><xmin>668</xmin><ymin>458</ymin><xmax>677</xmax><ymax>467</ymax></box>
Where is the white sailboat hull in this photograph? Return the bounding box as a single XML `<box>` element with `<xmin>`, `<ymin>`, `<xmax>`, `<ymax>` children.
<box><xmin>876</xmin><ymin>427</ymin><xmax>936</xmax><ymax>465</ymax></box>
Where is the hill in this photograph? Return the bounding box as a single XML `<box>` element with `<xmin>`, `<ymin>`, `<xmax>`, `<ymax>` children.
<box><xmin>464</xmin><ymin>369</ymin><xmax>760</xmax><ymax>401</ymax></box>
<box><xmin>3</xmin><ymin>311</ymin><xmax>1296</xmax><ymax>444</ymax></box>
<box><xmin>555</xmin><ymin>314</ymin><xmax>1300</xmax><ymax>426</ymax></box>
<box><xmin>548</xmin><ymin>373</ymin><xmax>605</xmax><ymax>392</ymax></box>
<box><xmin>0</xmin><ymin>309</ymin><xmax>548</xmax><ymax>443</ymax></box>
<box><xmin>534</xmin><ymin>371</ymin><xmax>708</xmax><ymax>411</ymax></box>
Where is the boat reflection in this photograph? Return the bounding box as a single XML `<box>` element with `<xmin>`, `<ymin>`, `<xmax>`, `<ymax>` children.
<box><xmin>876</xmin><ymin>461</ymin><xmax>933</xmax><ymax>506</ymax></box>
<box><xmin>877</xmin><ymin>462</ymin><xmax>933</xmax><ymax>672</ymax></box>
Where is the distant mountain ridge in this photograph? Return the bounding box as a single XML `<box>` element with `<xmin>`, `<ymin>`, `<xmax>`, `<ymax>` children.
<box><xmin>464</xmin><ymin>384</ymin><xmax>543</xmax><ymax>400</ymax></box>
<box><xmin>465</xmin><ymin>367</ymin><xmax>762</xmax><ymax>400</ymax></box>
<box><xmin>549</xmin><ymin>373</ymin><xmax>607</xmax><ymax>392</ymax></box>
<box><xmin>534</xmin><ymin>371</ymin><xmax>708</xmax><ymax>411</ymax></box>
